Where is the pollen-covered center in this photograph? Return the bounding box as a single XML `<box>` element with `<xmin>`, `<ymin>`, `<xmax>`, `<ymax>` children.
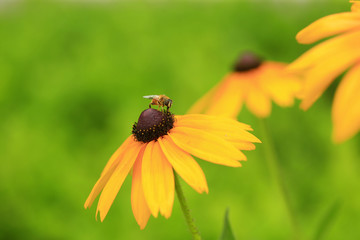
<box><xmin>132</xmin><ymin>108</ymin><xmax>174</xmax><ymax>143</ymax></box>
<box><xmin>233</xmin><ymin>52</ymin><xmax>262</xmax><ymax>72</ymax></box>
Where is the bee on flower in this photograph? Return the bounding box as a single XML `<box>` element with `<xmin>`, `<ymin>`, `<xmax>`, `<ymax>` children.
<box><xmin>187</xmin><ymin>52</ymin><xmax>302</xmax><ymax>119</ymax></box>
<box><xmin>288</xmin><ymin>1</ymin><xmax>360</xmax><ymax>143</ymax></box>
<box><xmin>84</xmin><ymin>96</ymin><xmax>260</xmax><ymax>229</ymax></box>
<box><xmin>143</xmin><ymin>94</ymin><xmax>173</xmax><ymax>110</ymax></box>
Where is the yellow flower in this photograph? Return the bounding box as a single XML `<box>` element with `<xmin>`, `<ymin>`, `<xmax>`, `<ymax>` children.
<box><xmin>288</xmin><ymin>2</ymin><xmax>360</xmax><ymax>143</ymax></box>
<box><xmin>84</xmin><ymin>108</ymin><xmax>260</xmax><ymax>229</ymax></box>
<box><xmin>187</xmin><ymin>52</ymin><xmax>301</xmax><ymax>118</ymax></box>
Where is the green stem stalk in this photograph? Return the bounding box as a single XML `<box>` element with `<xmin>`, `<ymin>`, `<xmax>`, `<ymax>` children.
<box><xmin>174</xmin><ymin>172</ymin><xmax>202</xmax><ymax>240</ymax></box>
<box><xmin>258</xmin><ymin>118</ymin><xmax>301</xmax><ymax>240</ymax></box>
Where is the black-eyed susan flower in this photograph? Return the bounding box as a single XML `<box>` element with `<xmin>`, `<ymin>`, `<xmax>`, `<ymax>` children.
<box><xmin>288</xmin><ymin>1</ymin><xmax>360</xmax><ymax>143</ymax></box>
<box><xmin>84</xmin><ymin>107</ymin><xmax>260</xmax><ymax>229</ymax></box>
<box><xmin>187</xmin><ymin>52</ymin><xmax>301</xmax><ymax>118</ymax></box>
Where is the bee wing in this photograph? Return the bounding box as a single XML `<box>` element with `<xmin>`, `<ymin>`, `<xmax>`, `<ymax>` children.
<box><xmin>143</xmin><ymin>95</ymin><xmax>159</xmax><ymax>99</ymax></box>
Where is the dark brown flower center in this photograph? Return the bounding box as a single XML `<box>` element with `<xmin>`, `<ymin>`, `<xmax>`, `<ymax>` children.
<box><xmin>132</xmin><ymin>108</ymin><xmax>174</xmax><ymax>143</ymax></box>
<box><xmin>233</xmin><ymin>52</ymin><xmax>262</xmax><ymax>72</ymax></box>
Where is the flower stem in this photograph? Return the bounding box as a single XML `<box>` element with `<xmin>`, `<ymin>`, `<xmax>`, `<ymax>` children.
<box><xmin>258</xmin><ymin>118</ymin><xmax>301</xmax><ymax>240</ymax></box>
<box><xmin>174</xmin><ymin>172</ymin><xmax>202</xmax><ymax>240</ymax></box>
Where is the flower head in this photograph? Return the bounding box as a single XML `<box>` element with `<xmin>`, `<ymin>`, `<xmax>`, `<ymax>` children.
<box><xmin>187</xmin><ymin>52</ymin><xmax>301</xmax><ymax>118</ymax></box>
<box><xmin>288</xmin><ymin>2</ymin><xmax>360</xmax><ymax>143</ymax></box>
<box><xmin>84</xmin><ymin>106</ymin><xmax>260</xmax><ymax>229</ymax></box>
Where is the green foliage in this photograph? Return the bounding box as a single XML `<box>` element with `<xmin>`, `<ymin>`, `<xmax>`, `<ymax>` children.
<box><xmin>0</xmin><ymin>1</ymin><xmax>359</xmax><ymax>240</ymax></box>
<box><xmin>219</xmin><ymin>209</ymin><xmax>236</xmax><ymax>240</ymax></box>
<box><xmin>312</xmin><ymin>201</ymin><xmax>342</xmax><ymax>240</ymax></box>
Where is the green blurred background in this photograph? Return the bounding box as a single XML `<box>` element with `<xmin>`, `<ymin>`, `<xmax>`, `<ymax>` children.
<box><xmin>1</xmin><ymin>0</ymin><xmax>359</xmax><ymax>239</ymax></box>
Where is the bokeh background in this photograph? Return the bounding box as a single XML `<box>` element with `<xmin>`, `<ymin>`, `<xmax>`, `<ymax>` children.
<box><xmin>1</xmin><ymin>0</ymin><xmax>359</xmax><ymax>239</ymax></box>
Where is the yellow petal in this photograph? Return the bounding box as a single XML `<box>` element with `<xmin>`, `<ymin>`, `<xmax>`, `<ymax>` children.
<box><xmin>140</xmin><ymin>142</ymin><xmax>158</xmax><ymax>217</ymax></box>
<box><xmin>168</xmin><ymin>126</ymin><xmax>244</xmax><ymax>167</ymax></box>
<box><xmin>296</xmin><ymin>12</ymin><xmax>360</xmax><ymax>44</ymax></box>
<box><xmin>206</xmin><ymin>75</ymin><xmax>244</xmax><ymax>118</ymax></box>
<box><xmin>175</xmin><ymin>114</ymin><xmax>260</xmax><ymax>145</ymax></box>
<box><xmin>96</xmin><ymin>140</ymin><xmax>143</xmax><ymax>221</ymax></box>
<box><xmin>300</xmin><ymin>32</ymin><xmax>360</xmax><ymax>110</ymax></box>
<box><xmin>100</xmin><ymin>136</ymin><xmax>133</xmax><ymax>177</ymax></box>
<box><xmin>187</xmin><ymin>82</ymin><xmax>220</xmax><ymax>114</ymax></box>
<box><xmin>142</xmin><ymin>141</ymin><xmax>174</xmax><ymax>218</ymax></box>
<box><xmin>84</xmin><ymin>136</ymin><xmax>134</xmax><ymax>209</ymax></box>
<box><xmin>260</xmin><ymin>62</ymin><xmax>302</xmax><ymax>107</ymax></box>
<box><xmin>245</xmin><ymin>85</ymin><xmax>272</xmax><ymax>118</ymax></box>
<box><xmin>352</xmin><ymin>2</ymin><xmax>360</xmax><ymax>12</ymax></box>
<box><xmin>263</xmin><ymin>77</ymin><xmax>301</xmax><ymax>107</ymax></box>
<box><xmin>131</xmin><ymin>148</ymin><xmax>151</xmax><ymax>229</ymax></box>
<box><xmin>288</xmin><ymin>30</ymin><xmax>360</xmax><ymax>72</ymax></box>
<box><xmin>176</xmin><ymin>114</ymin><xmax>253</xmax><ymax>131</ymax></box>
<box><xmin>84</xmin><ymin>164</ymin><xmax>117</xmax><ymax>210</ymax></box>
<box><xmin>158</xmin><ymin>136</ymin><xmax>208</xmax><ymax>194</ymax></box>
<box><xmin>332</xmin><ymin>63</ymin><xmax>360</xmax><ymax>143</ymax></box>
<box><xmin>230</xmin><ymin>141</ymin><xmax>256</xmax><ymax>150</ymax></box>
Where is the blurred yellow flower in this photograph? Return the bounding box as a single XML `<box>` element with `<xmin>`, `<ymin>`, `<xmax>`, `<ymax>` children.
<box><xmin>84</xmin><ymin>108</ymin><xmax>260</xmax><ymax>229</ymax></box>
<box><xmin>188</xmin><ymin>52</ymin><xmax>301</xmax><ymax>118</ymax></box>
<box><xmin>288</xmin><ymin>2</ymin><xmax>360</xmax><ymax>143</ymax></box>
